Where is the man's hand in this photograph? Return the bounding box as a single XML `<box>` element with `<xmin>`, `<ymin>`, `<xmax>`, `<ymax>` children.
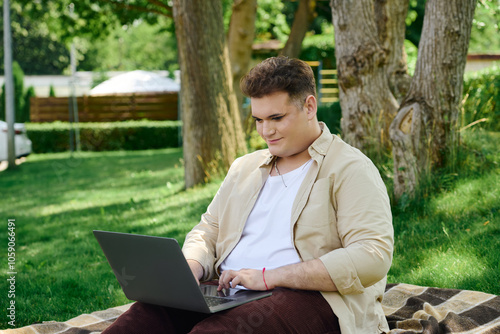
<box><xmin>218</xmin><ymin>259</ymin><xmax>337</xmax><ymax>292</ymax></box>
<box><xmin>218</xmin><ymin>268</ymin><xmax>269</xmax><ymax>291</ymax></box>
<box><xmin>187</xmin><ymin>259</ymin><xmax>204</xmax><ymax>285</ymax></box>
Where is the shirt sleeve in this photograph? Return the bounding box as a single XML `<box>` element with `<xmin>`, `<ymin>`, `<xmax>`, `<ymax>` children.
<box><xmin>182</xmin><ymin>211</ymin><xmax>219</xmax><ymax>282</ymax></box>
<box><xmin>181</xmin><ymin>157</ymin><xmax>242</xmax><ymax>281</ymax></box>
<box><xmin>319</xmin><ymin>159</ymin><xmax>394</xmax><ymax>295</ymax></box>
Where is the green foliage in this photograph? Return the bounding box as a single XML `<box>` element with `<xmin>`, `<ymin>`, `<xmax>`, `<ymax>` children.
<box><xmin>300</xmin><ymin>23</ymin><xmax>336</xmax><ymax>67</ymax></box>
<box><xmin>246</xmin><ymin>129</ymin><xmax>267</xmax><ymax>152</ymax></box>
<box><xmin>90</xmin><ymin>72</ymin><xmax>109</xmax><ymax>89</ymax></box>
<box><xmin>26</xmin><ymin>120</ymin><xmax>182</xmax><ymax>153</ymax></box>
<box><xmin>0</xmin><ymin>3</ymin><xmax>70</xmax><ymax>75</ymax></box>
<box><xmin>406</xmin><ymin>0</ymin><xmax>499</xmax><ymax>52</ymax></box>
<box><xmin>405</xmin><ymin>0</ymin><xmax>426</xmax><ymax>48</ymax></box>
<box><xmin>23</xmin><ymin>86</ymin><xmax>36</xmax><ymax>123</ymax></box>
<box><xmin>255</xmin><ymin>0</ymin><xmax>290</xmax><ymax>42</ymax></box>
<box><xmin>394</xmin><ymin>129</ymin><xmax>499</xmax><ymax>212</ymax></box>
<box><xmin>469</xmin><ymin>0</ymin><xmax>500</xmax><ymax>53</ymax></box>
<box><xmin>49</xmin><ymin>85</ymin><xmax>56</xmax><ymax>97</ymax></box>
<box><xmin>317</xmin><ymin>102</ymin><xmax>342</xmax><ymax>135</ymax></box>
<box><xmin>78</xmin><ymin>18</ymin><xmax>178</xmax><ymax>73</ymax></box>
<box><xmin>0</xmin><ymin>61</ymin><xmax>29</xmax><ymax>122</ymax></box>
<box><xmin>18</xmin><ymin>0</ymin><xmax>119</xmax><ymax>42</ymax></box>
<box><xmin>462</xmin><ymin>66</ymin><xmax>500</xmax><ymax>132</ymax></box>
<box><xmin>404</xmin><ymin>39</ymin><xmax>418</xmax><ymax>76</ymax></box>
<box><xmin>13</xmin><ymin>62</ymin><xmax>25</xmax><ymax>121</ymax></box>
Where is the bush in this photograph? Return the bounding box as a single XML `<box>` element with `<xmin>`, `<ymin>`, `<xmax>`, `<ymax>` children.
<box><xmin>23</xmin><ymin>86</ymin><xmax>36</xmax><ymax>122</ymax></box>
<box><xmin>49</xmin><ymin>85</ymin><xmax>56</xmax><ymax>97</ymax></box>
<box><xmin>317</xmin><ymin>101</ymin><xmax>342</xmax><ymax>135</ymax></box>
<box><xmin>26</xmin><ymin>120</ymin><xmax>182</xmax><ymax>153</ymax></box>
<box><xmin>0</xmin><ymin>61</ymin><xmax>28</xmax><ymax>122</ymax></box>
<box><xmin>462</xmin><ymin>65</ymin><xmax>500</xmax><ymax>132</ymax></box>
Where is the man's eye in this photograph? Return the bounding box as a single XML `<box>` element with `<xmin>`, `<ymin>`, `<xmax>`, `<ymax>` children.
<box><xmin>272</xmin><ymin>116</ymin><xmax>283</xmax><ymax>121</ymax></box>
<box><xmin>255</xmin><ymin>119</ymin><xmax>263</xmax><ymax>123</ymax></box>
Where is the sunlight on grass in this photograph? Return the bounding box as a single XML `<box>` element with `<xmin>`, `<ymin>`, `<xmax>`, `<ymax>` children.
<box><xmin>0</xmin><ymin>148</ymin><xmax>226</xmax><ymax>327</ymax></box>
<box><xmin>403</xmin><ymin>249</ymin><xmax>488</xmax><ymax>290</ymax></box>
<box><xmin>387</xmin><ymin>130</ymin><xmax>498</xmax><ymax>295</ymax></box>
<box><xmin>431</xmin><ymin>171</ymin><xmax>498</xmax><ymax>221</ymax></box>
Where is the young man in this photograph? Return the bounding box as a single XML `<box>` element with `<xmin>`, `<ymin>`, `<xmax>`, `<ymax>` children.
<box><xmin>103</xmin><ymin>57</ymin><xmax>393</xmax><ymax>334</ymax></box>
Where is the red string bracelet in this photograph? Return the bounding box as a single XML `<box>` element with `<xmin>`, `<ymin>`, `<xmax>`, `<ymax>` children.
<box><xmin>262</xmin><ymin>267</ymin><xmax>269</xmax><ymax>290</ymax></box>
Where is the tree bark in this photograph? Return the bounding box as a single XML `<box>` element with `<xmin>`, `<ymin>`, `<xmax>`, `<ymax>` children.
<box><xmin>330</xmin><ymin>0</ymin><xmax>399</xmax><ymax>155</ymax></box>
<box><xmin>228</xmin><ymin>0</ymin><xmax>257</xmax><ymax>129</ymax></box>
<box><xmin>390</xmin><ymin>0</ymin><xmax>477</xmax><ymax>199</ymax></box>
<box><xmin>172</xmin><ymin>0</ymin><xmax>247</xmax><ymax>188</ymax></box>
<box><xmin>374</xmin><ymin>0</ymin><xmax>411</xmax><ymax>103</ymax></box>
<box><xmin>280</xmin><ymin>0</ymin><xmax>316</xmax><ymax>58</ymax></box>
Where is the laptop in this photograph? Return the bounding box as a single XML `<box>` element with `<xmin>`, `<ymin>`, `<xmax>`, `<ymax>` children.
<box><xmin>93</xmin><ymin>230</ymin><xmax>272</xmax><ymax>313</ymax></box>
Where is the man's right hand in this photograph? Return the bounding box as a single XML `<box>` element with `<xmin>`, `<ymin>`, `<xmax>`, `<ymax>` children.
<box><xmin>187</xmin><ymin>259</ymin><xmax>204</xmax><ymax>285</ymax></box>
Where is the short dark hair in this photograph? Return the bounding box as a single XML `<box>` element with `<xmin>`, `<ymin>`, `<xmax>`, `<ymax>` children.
<box><xmin>240</xmin><ymin>56</ymin><xmax>316</xmax><ymax>106</ymax></box>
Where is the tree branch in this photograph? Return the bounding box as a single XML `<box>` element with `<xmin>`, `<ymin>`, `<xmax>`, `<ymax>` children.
<box><xmin>146</xmin><ymin>0</ymin><xmax>172</xmax><ymax>13</ymax></box>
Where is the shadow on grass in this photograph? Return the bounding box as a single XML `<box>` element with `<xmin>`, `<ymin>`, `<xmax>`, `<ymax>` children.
<box><xmin>0</xmin><ymin>148</ymin><xmax>225</xmax><ymax>328</ymax></box>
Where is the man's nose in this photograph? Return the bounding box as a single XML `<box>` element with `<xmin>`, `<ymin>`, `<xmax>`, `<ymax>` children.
<box><xmin>262</xmin><ymin>121</ymin><xmax>276</xmax><ymax>137</ymax></box>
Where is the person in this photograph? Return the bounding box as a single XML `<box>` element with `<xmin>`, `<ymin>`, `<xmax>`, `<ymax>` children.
<box><xmin>103</xmin><ymin>56</ymin><xmax>394</xmax><ymax>334</ymax></box>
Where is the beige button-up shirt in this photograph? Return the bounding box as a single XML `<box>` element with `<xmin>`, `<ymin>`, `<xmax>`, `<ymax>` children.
<box><xmin>183</xmin><ymin>123</ymin><xmax>394</xmax><ymax>334</ymax></box>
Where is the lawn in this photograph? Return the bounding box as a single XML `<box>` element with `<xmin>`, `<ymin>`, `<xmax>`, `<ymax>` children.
<box><xmin>0</xmin><ymin>130</ymin><xmax>498</xmax><ymax>328</ymax></box>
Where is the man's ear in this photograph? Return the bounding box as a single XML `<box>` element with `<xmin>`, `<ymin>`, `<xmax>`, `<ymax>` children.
<box><xmin>304</xmin><ymin>95</ymin><xmax>318</xmax><ymax>120</ymax></box>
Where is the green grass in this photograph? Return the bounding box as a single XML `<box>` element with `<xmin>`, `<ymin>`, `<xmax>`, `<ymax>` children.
<box><xmin>0</xmin><ymin>148</ymin><xmax>221</xmax><ymax>328</ymax></box>
<box><xmin>0</xmin><ymin>130</ymin><xmax>498</xmax><ymax>328</ymax></box>
<box><xmin>388</xmin><ymin>129</ymin><xmax>500</xmax><ymax>293</ymax></box>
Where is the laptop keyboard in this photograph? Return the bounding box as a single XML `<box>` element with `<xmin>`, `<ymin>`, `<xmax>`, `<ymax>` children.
<box><xmin>204</xmin><ymin>296</ymin><xmax>236</xmax><ymax>307</ymax></box>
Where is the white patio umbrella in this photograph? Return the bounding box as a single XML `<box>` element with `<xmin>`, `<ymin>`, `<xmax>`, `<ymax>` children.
<box><xmin>89</xmin><ymin>70</ymin><xmax>180</xmax><ymax>95</ymax></box>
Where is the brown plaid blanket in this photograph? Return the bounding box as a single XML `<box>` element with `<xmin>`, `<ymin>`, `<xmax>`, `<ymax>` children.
<box><xmin>2</xmin><ymin>283</ymin><xmax>499</xmax><ymax>334</ymax></box>
<box><xmin>383</xmin><ymin>284</ymin><xmax>500</xmax><ymax>333</ymax></box>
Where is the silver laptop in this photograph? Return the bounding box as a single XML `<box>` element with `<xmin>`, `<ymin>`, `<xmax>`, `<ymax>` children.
<box><xmin>93</xmin><ymin>230</ymin><xmax>272</xmax><ymax>313</ymax></box>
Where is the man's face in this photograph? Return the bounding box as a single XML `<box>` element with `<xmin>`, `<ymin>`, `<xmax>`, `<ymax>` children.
<box><xmin>251</xmin><ymin>91</ymin><xmax>317</xmax><ymax>161</ymax></box>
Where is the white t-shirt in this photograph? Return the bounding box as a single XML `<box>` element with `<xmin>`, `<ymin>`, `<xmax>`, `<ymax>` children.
<box><xmin>220</xmin><ymin>159</ymin><xmax>313</xmax><ymax>271</ymax></box>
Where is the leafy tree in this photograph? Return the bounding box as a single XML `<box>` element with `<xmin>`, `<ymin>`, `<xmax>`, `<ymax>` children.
<box><xmin>78</xmin><ymin>18</ymin><xmax>178</xmax><ymax>74</ymax></box>
<box><xmin>0</xmin><ymin>3</ymin><xmax>70</xmax><ymax>74</ymax></box>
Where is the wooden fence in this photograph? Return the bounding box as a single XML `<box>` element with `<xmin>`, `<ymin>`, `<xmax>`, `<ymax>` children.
<box><xmin>306</xmin><ymin>61</ymin><xmax>339</xmax><ymax>104</ymax></box>
<box><xmin>30</xmin><ymin>92</ymin><xmax>179</xmax><ymax>122</ymax></box>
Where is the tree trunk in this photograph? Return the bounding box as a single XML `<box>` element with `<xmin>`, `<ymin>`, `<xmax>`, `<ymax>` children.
<box><xmin>280</xmin><ymin>0</ymin><xmax>316</xmax><ymax>58</ymax></box>
<box><xmin>390</xmin><ymin>0</ymin><xmax>477</xmax><ymax>199</ymax></box>
<box><xmin>172</xmin><ymin>0</ymin><xmax>247</xmax><ymax>189</ymax></box>
<box><xmin>374</xmin><ymin>0</ymin><xmax>411</xmax><ymax>103</ymax></box>
<box><xmin>228</xmin><ymin>0</ymin><xmax>257</xmax><ymax>130</ymax></box>
<box><xmin>330</xmin><ymin>0</ymin><xmax>399</xmax><ymax>155</ymax></box>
